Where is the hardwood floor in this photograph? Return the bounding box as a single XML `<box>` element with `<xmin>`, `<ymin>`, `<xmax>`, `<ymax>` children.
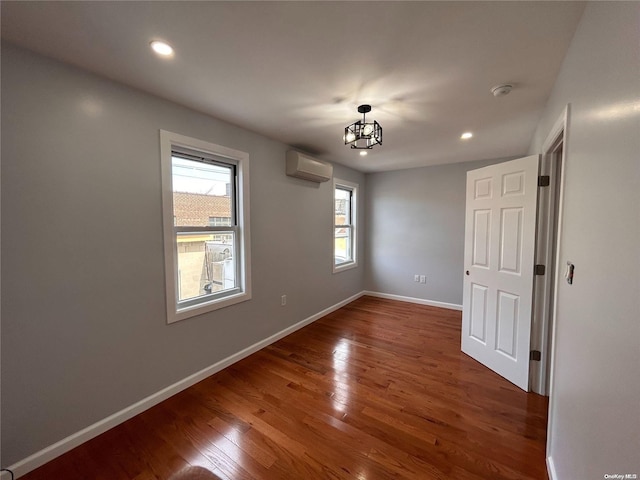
<box><xmin>22</xmin><ymin>296</ymin><xmax>548</xmax><ymax>480</ymax></box>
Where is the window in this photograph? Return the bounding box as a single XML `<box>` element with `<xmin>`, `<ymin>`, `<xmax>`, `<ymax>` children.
<box><xmin>333</xmin><ymin>179</ymin><xmax>358</xmax><ymax>272</ymax></box>
<box><xmin>160</xmin><ymin>131</ymin><xmax>251</xmax><ymax>323</ymax></box>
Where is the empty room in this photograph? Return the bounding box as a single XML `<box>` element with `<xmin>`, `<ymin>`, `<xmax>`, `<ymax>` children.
<box><xmin>1</xmin><ymin>2</ymin><xmax>638</xmax><ymax>479</ymax></box>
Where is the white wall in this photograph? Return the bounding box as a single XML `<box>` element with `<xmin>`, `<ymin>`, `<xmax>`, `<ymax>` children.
<box><xmin>528</xmin><ymin>3</ymin><xmax>640</xmax><ymax>478</ymax></box>
<box><xmin>0</xmin><ymin>44</ymin><xmax>365</xmax><ymax>466</ymax></box>
<box><xmin>364</xmin><ymin>158</ymin><xmax>511</xmax><ymax>306</ymax></box>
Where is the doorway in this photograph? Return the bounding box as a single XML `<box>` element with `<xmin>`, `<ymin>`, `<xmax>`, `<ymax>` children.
<box><xmin>461</xmin><ymin>108</ymin><xmax>568</xmax><ymax>395</ymax></box>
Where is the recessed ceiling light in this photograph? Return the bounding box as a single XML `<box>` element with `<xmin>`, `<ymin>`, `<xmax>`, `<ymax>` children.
<box><xmin>461</xmin><ymin>132</ymin><xmax>473</xmax><ymax>140</ymax></box>
<box><xmin>359</xmin><ymin>151</ymin><xmax>368</xmax><ymax>156</ymax></box>
<box><xmin>150</xmin><ymin>41</ymin><xmax>174</xmax><ymax>57</ymax></box>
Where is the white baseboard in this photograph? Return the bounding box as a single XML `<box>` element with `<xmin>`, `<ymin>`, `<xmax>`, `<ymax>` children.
<box><xmin>363</xmin><ymin>290</ymin><xmax>462</xmax><ymax>311</ymax></box>
<box><xmin>4</xmin><ymin>291</ymin><xmax>365</xmax><ymax>479</ymax></box>
<box><xmin>547</xmin><ymin>456</ymin><xmax>558</xmax><ymax>480</ymax></box>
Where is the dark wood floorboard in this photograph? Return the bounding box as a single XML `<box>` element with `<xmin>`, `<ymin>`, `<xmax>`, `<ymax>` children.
<box><xmin>21</xmin><ymin>296</ymin><xmax>548</xmax><ymax>479</ymax></box>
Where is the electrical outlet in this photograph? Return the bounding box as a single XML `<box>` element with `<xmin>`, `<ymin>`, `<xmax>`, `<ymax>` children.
<box><xmin>414</xmin><ymin>274</ymin><xmax>420</xmax><ymax>282</ymax></box>
<box><xmin>420</xmin><ymin>275</ymin><xmax>426</xmax><ymax>284</ymax></box>
<box><xmin>281</xmin><ymin>295</ymin><xmax>287</xmax><ymax>306</ymax></box>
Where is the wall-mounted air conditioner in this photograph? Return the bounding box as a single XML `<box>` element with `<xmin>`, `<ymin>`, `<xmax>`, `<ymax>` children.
<box><xmin>286</xmin><ymin>150</ymin><xmax>333</xmax><ymax>183</ymax></box>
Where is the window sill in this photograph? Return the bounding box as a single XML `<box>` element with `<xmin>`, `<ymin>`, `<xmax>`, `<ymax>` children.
<box><xmin>333</xmin><ymin>261</ymin><xmax>358</xmax><ymax>274</ymax></box>
<box><xmin>168</xmin><ymin>290</ymin><xmax>251</xmax><ymax>324</ymax></box>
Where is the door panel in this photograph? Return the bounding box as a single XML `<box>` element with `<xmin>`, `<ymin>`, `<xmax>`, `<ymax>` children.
<box><xmin>470</xmin><ymin>283</ymin><xmax>488</xmax><ymax>343</ymax></box>
<box><xmin>496</xmin><ymin>290</ymin><xmax>519</xmax><ymax>358</ymax></box>
<box><xmin>502</xmin><ymin>171</ymin><xmax>525</xmax><ymax>196</ymax></box>
<box><xmin>462</xmin><ymin>155</ymin><xmax>539</xmax><ymax>391</ymax></box>
<box><xmin>472</xmin><ymin>210</ymin><xmax>491</xmax><ymax>268</ymax></box>
<box><xmin>499</xmin><ymin>207</ymin><xmax>523</xmax><ymax>273</ymax></box>
<box><xmin>474</xmin><ymin>176</ymin><xmax>493</xmax><ymax>199</ymax></box>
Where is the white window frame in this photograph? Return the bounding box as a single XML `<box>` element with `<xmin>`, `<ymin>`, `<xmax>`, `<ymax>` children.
<box><xmin>333</xmin><ymin>178</ymin><xmax>358</xmax><ymax>273</ymax></box>
<box><xmin>160</xmin><ymin>130</ymin><xmax>251</xmax><ymax>323</ymax></box>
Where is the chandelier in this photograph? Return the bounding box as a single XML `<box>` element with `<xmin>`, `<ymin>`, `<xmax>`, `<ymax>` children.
<box><xmin>344</xmin><ymin>104</ymin><xmax>382</xmax><ymax>149</ymax></box>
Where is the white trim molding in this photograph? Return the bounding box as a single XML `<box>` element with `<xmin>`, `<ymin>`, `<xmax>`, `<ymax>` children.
<box><xmin>541</xmin><ymin>104</ymin><xmax>570</xmax><ymax>153</ymax></box>
<box><xmin>547</xmin><ymin>456</ymin><xmax>559</xmax><ymax>480</ymax></box>
<box><xmin>543</xmin><ymin>104</ymin><xmax>570</xmax><ymax>462</ymax></box>
<box><xmin>363</xmin><ymin>291</ymin><xmax>462</xmax><ymax>311</ymax></box>
<box><xmin>3</xmin><ymin>292</ymin><xmax>364</xmax><ymax>479</ymax></box>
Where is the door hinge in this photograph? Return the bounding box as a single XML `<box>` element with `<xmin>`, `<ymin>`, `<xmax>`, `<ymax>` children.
<box><xmin>530</xmin><ymin>350</ymin><xmax>542</xmax><ymax>361</ymax></box>
<box><xmin>535</xmin><ymin>264</ymin><xmax>546</xmax><ymax>275</ymax></box>
<box><xmin>538</xmin><ymin>175</ymin><xmax>550</xmax><ymax>187</ymax></box>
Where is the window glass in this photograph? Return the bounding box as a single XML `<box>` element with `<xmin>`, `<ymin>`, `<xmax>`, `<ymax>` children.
<box><xmin>172</xmin><ymin>156</ymin><xmax>233</xmax><ymax>225</ymax></box>
<box><xmin>171</xmin><ymin>155</ymin><xmax>237</xmax><ymax>303</ymax></box>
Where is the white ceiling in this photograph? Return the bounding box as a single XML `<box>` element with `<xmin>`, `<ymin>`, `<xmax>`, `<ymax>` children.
<box><xmin>1</xmin><ymin>1</ymin><xmax>585</xmax><ymax>172</ymax></box>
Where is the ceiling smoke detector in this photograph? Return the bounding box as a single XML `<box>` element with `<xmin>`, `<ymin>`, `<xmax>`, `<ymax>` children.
<box><xmin>491</xmin><ymin>84</ymin><xmax>513</xmax><ymax>97</ymax></box>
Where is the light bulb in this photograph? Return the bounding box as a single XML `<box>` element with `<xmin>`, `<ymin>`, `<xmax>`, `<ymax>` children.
<box><xmin>359</xmin><ymin>151</ymin><xmax>368</xmax><ymax>156</ymax></box>
<box><xmin>345</xmin><ymin>132</ymin><xmax>356</xmax><ymax>143</ymax></box>
<box><xmin>461</xmin><ymin>132</ymin><xmax>473</xmax><ymax>140</ymax></box>
<box><xmin>362</xmin><ymin>124</ymin><xmax>374</xmax><ymax>136</ymax></box>
<box><xmin>150</xmin><ymin>41</ymin><xmax>174</xmax><ymax>57</ymax></box>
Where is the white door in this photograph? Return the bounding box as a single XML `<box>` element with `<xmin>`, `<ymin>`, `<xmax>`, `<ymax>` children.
<box><xmin>461</xmin><ymin>155</ymin><xmax>540</xmax><ymax>391</ymax></box>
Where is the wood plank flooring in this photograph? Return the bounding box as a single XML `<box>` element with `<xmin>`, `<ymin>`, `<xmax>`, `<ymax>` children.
<box><xmin>21</xmin><ymin>296</ymin><xmax>548</xmax><ymax>479</ymax></box>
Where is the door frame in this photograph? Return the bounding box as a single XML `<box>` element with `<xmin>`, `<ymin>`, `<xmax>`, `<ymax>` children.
<box><xmin>538</xmin><ymin>106</ymin><xmax>570</xmax><ymax>471</ymax></box>
<box><xmin>530</xmin><ymin>105</ymin><xmax>569</xmax><ymax>400</ymax></box>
